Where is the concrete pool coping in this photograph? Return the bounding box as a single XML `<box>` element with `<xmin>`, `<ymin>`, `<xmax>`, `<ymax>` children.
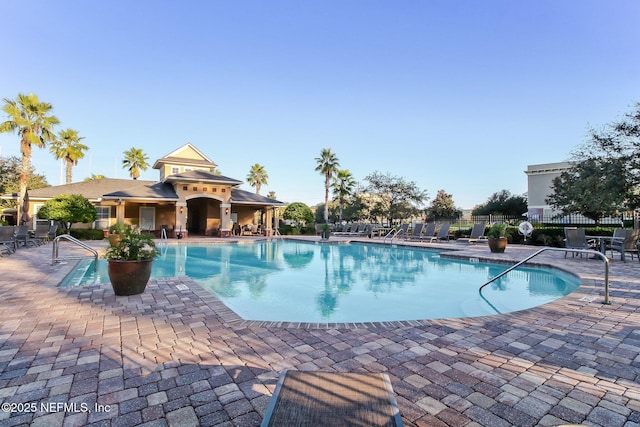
<box><xmin>0</xmin><ymin>236</ymin><xmax>638</xmax><ymax>426</ymax></box>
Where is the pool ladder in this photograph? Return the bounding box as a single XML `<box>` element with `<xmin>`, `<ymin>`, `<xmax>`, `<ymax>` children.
<box><xmin>478</xmin><ymin>247</ymin><xmax>610</xmax><ymax>314</ymax></box>
<box><xmin>52</xmin><ymin>234</ymin><xmax>98</xmax><ymax>271</ymax></box>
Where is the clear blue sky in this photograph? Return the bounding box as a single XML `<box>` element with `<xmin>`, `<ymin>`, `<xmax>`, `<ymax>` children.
<box><xmin>1</xmin><ymin>1</ymin><xmax>638</xmax><ymax>209</ymax></box>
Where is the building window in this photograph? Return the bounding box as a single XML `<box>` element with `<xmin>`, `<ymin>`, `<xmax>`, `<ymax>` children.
<box><xmin>221</xmin><ymin>188</ymin><xmax>226</xmax><ymax>193</ymax></box>
<box><xmin>192</xmin><ymin>187</ymin><xmax>197</xmax><ymax>191</ymax></box>
<box><xmin>183</xmin><ymin>186</ymin><xmax>188</xmax><ymax>191</ymax></box>
<box><xmin>94</xmin><ymin>206</ymin><xmax>110</xmax><ymax>229</ymax></box>
<box><xmin>171</xmin><ymin>167</ymin><xmax>179</xmax><ymax>174</ymax></box>
<box><xmin>203</xmin><ymin>187</ymin><xmax>207</xmax><ymax>192</ymax></box>
<box><xmin>212</xmin><ymin>188</ymin><xmax>217</xmax><ymax>192</ymax></box>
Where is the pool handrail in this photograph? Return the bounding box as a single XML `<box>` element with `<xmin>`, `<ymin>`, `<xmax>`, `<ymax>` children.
<box><xmin>479</xmin><ymin>247</ymin><xmax>610</xmax><ymax>314</ymax></box>
<box><xmin>52</xmin><ymin>234</ymin><xmax>98</xmax><ymax>271</ymax></box>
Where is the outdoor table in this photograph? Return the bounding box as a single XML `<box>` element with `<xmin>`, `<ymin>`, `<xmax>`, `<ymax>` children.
<box><xmin>585</xmin><ymin>235</ymin><xmax>618</xmax><ymax>257</ymax></box>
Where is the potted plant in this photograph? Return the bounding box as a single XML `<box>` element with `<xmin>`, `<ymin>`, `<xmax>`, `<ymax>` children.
<box><xmin>321</xmin><ymin>223</ymin><xmax>331</xmax><ymax>240</ymax></box>
<box><xmin>107</xmin><ymin>222</ymin><xmax>130</xmax><ymax>247</ymax></box>
<box><xmin>487</xmin><ymin>223</ymin><xmax>508</xmax><ymax>253</ymax></box>
<box><xmin>104</xmin><ymin>228</ymin><xmax>160</xmax><ymax>296</ymax></box>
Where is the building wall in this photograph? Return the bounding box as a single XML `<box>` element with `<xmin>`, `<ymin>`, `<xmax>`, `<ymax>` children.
<box><xmin>525</xmin><ymin>161</ymin><xmax>572</xmax><ymax>218</ymax></box>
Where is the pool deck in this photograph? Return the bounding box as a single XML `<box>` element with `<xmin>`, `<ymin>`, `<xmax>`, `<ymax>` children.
<box><xmin>0</xmin><ymin>236</ymin><xmax>638</xmax><ymax>426</ymax></box>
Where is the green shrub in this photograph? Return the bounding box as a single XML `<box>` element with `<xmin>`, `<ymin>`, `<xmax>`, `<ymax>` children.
<box><xmin>69</xmin><ymin>229</ymin><xmax>105</xmax><ymax>240</ymax></box>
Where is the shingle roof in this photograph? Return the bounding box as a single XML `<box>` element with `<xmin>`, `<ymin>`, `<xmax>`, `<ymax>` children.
<box><xmin>164</xmin><ymin>170</ymin><xmax>243</xmax><ymax>186</ymax></box>
<box><xmin>103</xmin><ymin>182</ymin><xmax>178</xmax><ymax>200</ymax></box>
<box><xmin>231</xmin><ymin>188</ymin><xmax>284</xmax><ymax>205</ymax></box>
<box><xmin>20</xmin><ymin>179</ymin><xmax>159</xmax><ymax>201</ymax></box>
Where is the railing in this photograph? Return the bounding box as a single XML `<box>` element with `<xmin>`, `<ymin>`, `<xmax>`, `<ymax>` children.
<box><xmin>479</xmin><ymin>247</ymin><xmax>610</xmax><ymax>314</ymax></box>
<box><xmin>52</xmin><ymin>234</ymin><xmax>98</xmax><ymax>271</ymax></box>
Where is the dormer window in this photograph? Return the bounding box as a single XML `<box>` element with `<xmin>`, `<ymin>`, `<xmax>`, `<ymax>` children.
<box><xmin>171</xmin><ymin>167</ymin><xmax>179</xmax><ymax>174</ymax></box>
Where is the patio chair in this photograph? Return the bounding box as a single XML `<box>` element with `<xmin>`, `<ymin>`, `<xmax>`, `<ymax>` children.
<box><xmin>34</xmin><ymin>223</ymin><xmax>51</xmax><ymax>243</ymax></box>
<box><xmin>609</xmin><ymin>228</ymin><xmax>640</xmax><ymax>262</ymax></box>
<box><xmin>0</xmin><ymin>226</ymin><xmax>17</xmax><ymax>255</ymax></box>
<box><xmin>47</xmin><ymin>224</ymin><xmax>59</xmax><ymax>241</ymax></box>
<box><xmin>389</xmin><ymin>223</ymin><xmax>409</xmax><ymax>241</ymax></box>
<box><xmin>14</xmin><ymin>225</ymin><xmax>41</xmax><ymax>248</ymax></box>
<box><xmin>563</xmin><ymin>227</ymin><xmax>596</xmax><ymax>258</ymax></box>
<box><xmin>425</xmin><ymin>223</ymin><xmax>451</xmax><ymax>242</ymax></box>
<box><xmin>261</xmin><ymin>370</ymin><xmax>403</xmax><ymax>427</ymax></box>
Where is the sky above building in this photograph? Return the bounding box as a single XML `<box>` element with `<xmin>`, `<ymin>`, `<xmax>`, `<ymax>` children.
<box><xmin>1</xmin><ymin>1</ymin><xmax>638</xmax><ymax>209</ymax></box>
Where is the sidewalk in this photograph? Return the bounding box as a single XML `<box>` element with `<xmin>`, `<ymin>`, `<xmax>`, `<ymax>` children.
<box><xmin>0</xmin><ymin>238</ymin><xmax>639</xmax><ymax>426</ymax></box>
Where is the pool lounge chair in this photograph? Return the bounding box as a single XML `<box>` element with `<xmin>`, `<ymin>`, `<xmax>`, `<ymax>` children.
<box><xmin>14</xmin><ymin>225</ymin><xmax>41</xmax><ymax>248</ymax></box>
<box><xmin>405</xmin><ymin>223</ymin><xmax>424</xmax><ymax>240</ymax></box>
<box><xmin>420</xmin><ymin>223</ymin><xmax>437</xmax><ymax>241</ymax></box>
<box><xmin>387</xmin><ymin>223</ymin><xmax>409</xmax><ymax>242</ymax></box>
<box><xmin>261</xmin><ymin>370</ymin><xmax>403</xmax><ymax>427</ymax></box>
<box><xmin>425</xmin><ymin>223</ymin><xmax>451</xmax><ymax>242</ymax></box>
<box><xmin>458</xmin><ymin>222</ymin><xmax>487</xmax><ymax>244</ymax></box>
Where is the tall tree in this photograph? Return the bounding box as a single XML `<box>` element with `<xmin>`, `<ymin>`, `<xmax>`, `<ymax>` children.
<box><xmin>50</xmin><ymin>128</ymin><xmax>88</xmax><ymax>184</ymax></box>
<box><xmin>426</xmin><ymin>189</ymin><xmax>462</xmax><ymax>220</ymax></box>
<box><xmin>546</xmin><ymin>158</ymin><xmax>628</xmax><ymax>223</ymax></box>
<box><xmin>0</xmin><ymin>156</ymin><xmax>48</xmax><ymax>209</ymax></box>
<box><xmin>84</xmin><ymin>174</ymin><xmax>106</xmax><ymax>182</ymax></box>
<box><xmin>314</xmin><ymin>148</ymin><xmax>340</xmax><ymax>223</ymax></box>
<box><xmin>365</xmin><ymin>171</ymin><xmax>428</xmax><ymax>225</ymax></box>
<box><xmin>267</xmin><ymin>191</ymin><xmax>277</xmax><ymax>199</ymax></box>
<box><xmin>122</xmin><ymin>147</ymin><xmax>149</xmax><ymax>180</ymax></box>
<box><xmin>0</xmin><ymin>93</ymin><xmax>59</xmax><ymax>224</ymax></box>
<box><xmin>573</xmin><ymin>101</ymin><xmax>640</xmax><ymax>210</ymax></box>
<box><xmin>332</xmin><ymin>169</ymin><xmax>356</xmax><ymax>222</ymax></box>
<box><xmin>472</xmin><ymin>189</ymin><xmax>527</xmax><ymax>216</ymax></box>
<box><xmin>246</xmin><ymin>163</ymin><xmax>268</xmax><ymax>195</ymax></box>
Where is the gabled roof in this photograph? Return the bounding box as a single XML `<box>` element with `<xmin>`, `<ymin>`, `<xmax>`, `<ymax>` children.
<box><xmin>152</xmin><ymin>143</ymin><xmax>216</xmax><ymax>169</ymax></box>
<box><xmin>17</xmin><ymin>179</ymin><xmax>158</xmax><ymax>201</ymax></box>
<box><xmin>164</xmin><ymin>170</ymin><xmax>243</xmax><ymax>186</ymax></box>
<box><xmin>103</xmin><ymin>182</ymin><xmax>178</xmax><ymax>200</ymax></box>
<box><xmin>231</xmin><ymin>188</ymin><xmax>285</xmax><ymax>206</ymax></box>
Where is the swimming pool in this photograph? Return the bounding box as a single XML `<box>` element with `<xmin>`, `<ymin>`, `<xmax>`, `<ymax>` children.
<box><xmin>62</xmin><ymin>240</ymin><xmax>580</xmax><ymax>323</ymax></box>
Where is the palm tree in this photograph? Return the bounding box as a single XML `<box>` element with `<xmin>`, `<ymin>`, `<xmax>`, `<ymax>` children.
<box><xmin>247</xmin><ymin>163</ymin><xmax>268</xmax><ymax>195</ymax></box>
<box><xmin>84</xmin><ymin>174</ymin><xmax>106</xmax><ymax>182</ymax></box>
<box><xmin>314</xmin><ymin>148</ymin><xmax>340</xmax><ymax>223</ymax></box>
<box><xmin>0</xmin><ymin>93</ymin><xmax>60</xmax><ymax>224</ymax></box>
<box><xmin>50</xmin><ymin>128</ymin><xmax>88</xmax><ymax>184</ymax></box>
<box><xmin>332</xmin><ymin>169</ymin><xmax>356</xmax><ymax>222</ymax></box>
<box><xmin>122</xmin><ymin>147</ymin><xmax>149</xmax><ymax>180</ymax></box>
<box><xmin>267</xmin><ymin>191</ymin><xmax>277</xmax><ymax>199</ymax></box>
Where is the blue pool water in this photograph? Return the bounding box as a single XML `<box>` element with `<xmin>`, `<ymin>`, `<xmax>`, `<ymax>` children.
<box><xmin>62</xmin><ymin>241</ymin><xmax>580</xmax><ymax>322</ymax></box>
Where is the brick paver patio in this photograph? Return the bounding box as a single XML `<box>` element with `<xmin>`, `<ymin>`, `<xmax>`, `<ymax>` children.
<box><xmin>0</xmin><ymin>237</ymin><xmax>638</xmax><ymax>426</ymax></box>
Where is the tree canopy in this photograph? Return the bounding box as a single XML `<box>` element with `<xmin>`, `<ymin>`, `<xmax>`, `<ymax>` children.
<box><xmin>364</xmin><ymin>171</ymin><xmax>428</xmax><ymax>224</ymax></box>
<box><xmin>37</xmin><ymin>194</ymin><xmax>97</xmax><ymax>232</ymax></box>
<box><xmin>547</xmin><ymin>158</ymin><xmax>628</xmax><ymax>222</ymax></box>
<box><xmin>246</xmin><ymin>163</ymin><xmax>268</xmax><ymax>195</ymax></box>
<box><xmin>0</xmin><ymin>156</ymin><xmax>48</xmax><ymax>209</ymax></box>
<box><xmin>472</xmin><ymin>190</ymin><xmax>527</xmax><ymax>216</ymax></box>
<box><xmin>283</xmin><ymin>202</ymin><xmax>314</xmax><ymax>227</ymax></box>
<box><xmin>122</xmin><ymin>147</ymin><xmax>149</xmax><ymax>180</ymax></box>
<box><xmin>425</xmin><ymin>189</ymin><xmax>462</xmax><ymax>220</ymax></box>
<box><xmin>50</xmin><ymin>128</ymin><xmax>88</xmax><ymax>184</ymax></box>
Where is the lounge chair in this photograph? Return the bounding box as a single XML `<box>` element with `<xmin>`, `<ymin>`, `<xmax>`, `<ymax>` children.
<box><xmin>34</xmin><ymin>223</ymin><xmax>51</xmax><ymax>243</ymax></box>
<box><xmin>261</xmin><ymin>370</ymin><xmax>403</xmax><ymax>427</ymax></box>
<box><xmin>563</xmin><ymin>227</ymin><xmax>596</xmax><ymax>258</ymax></box>
<box><xmin>458</xmin><ymin>222</ymin><xmax>487</xmax><ymax>244</ymax></box>
<box><xmin>425</xmin><ymin>223</ymin><xmax>451</xmax><ymax>242</ymax></box>
<box><xmin>0</xmin><ymin>226</ymin><xmax>17</xmax><ymax>255</ymax></box>
<box><xmin>609</xmin><ymin>228</ymin><xmax>639</xmax><ymax>262</ymax></box>
<box><xmin>420</xmin><ymin>223</ymin><xmax>437</xmax><ymax>241</ymax></box>
<box><xmin>333</xmin><ymin>223</ymin><xmax>350</xmax><ymax>235</ymax></box>
<box><xmin>406</xmin><ymin>223</ymin><xmax>424</xmax><ymax>240</ymax></box>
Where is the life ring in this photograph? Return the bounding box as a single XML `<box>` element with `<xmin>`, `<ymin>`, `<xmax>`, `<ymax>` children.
<box><xmin>518</xmin><ymin>221</ymin><xmax>534</xmax><ymax>238</ymax></box>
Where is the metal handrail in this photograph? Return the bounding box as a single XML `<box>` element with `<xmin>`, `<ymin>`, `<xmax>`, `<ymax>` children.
<box><xmin>52</xmin><ymin>234</ymin><xmax>98</xmax><ymax>271</ymax></box>
<box><xmin>479</xmin><ymin>247</ymin><xmax>610</xmax><ymax>314</ymax></box>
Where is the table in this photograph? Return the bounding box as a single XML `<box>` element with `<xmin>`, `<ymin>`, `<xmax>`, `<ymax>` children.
<box><xmin>586</xmin><ymin>235</ymin><xmax>619</xmax><ymax>258</ymax></box>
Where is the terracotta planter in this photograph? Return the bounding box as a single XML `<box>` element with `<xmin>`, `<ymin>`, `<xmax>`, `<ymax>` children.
<box><xmin>487</xmin><ymin>237</ymin><xmax>508</xmax><ymax>253</ymax></box>
<box><xmin>107</xmin><ymin>259</ymin><xmax>153</xmax><ymax>296</ymax></box>
<box><xmin>108</xmin><ymin>234</ymin><xmax>122</xmax><ymax>247</ymax></box>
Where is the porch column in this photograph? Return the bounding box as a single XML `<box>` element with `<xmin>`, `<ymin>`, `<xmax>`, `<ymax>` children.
<box><xmin>116</xmin><ymin>201</ymin><xmax>125</xmax><ymax>223</ymax></box>
<box><xmin>273</xmin><ymin>207</ymin><xmax>280</xmax><ymax>233</ymax></box>
<box><xmin>175</xmin><ymin>202</ymin><xmax>187</xmax><ymax>237</ymax></box>
<box><xmin>265</xmin><ymin>208</ymin><xmax>273</xmax><ymax>236</ymax></box>
<box><xmin>220</xmin><ymin>203</ymin><xmax>231</xmax><ymax>237</ymax></box>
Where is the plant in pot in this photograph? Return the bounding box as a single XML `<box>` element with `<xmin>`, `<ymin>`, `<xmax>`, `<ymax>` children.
<box><xmin>321</xmin><ymin>223</ymin><xmax>330</xmax><ymax>240</ymax></box>
<box><xmin>104</xmin><ymin>228</ymin><xmax>160</xmax><ymax>296</ymax></box>
<box><xmin>107</xmin><ymin>222</ymin><xmax>130</xmax><ymax>247</ymax></box>
<box><xmin>487</xmin><ymin>223</ymin><xmax>508</xmax><ymax>253</ymax></box>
